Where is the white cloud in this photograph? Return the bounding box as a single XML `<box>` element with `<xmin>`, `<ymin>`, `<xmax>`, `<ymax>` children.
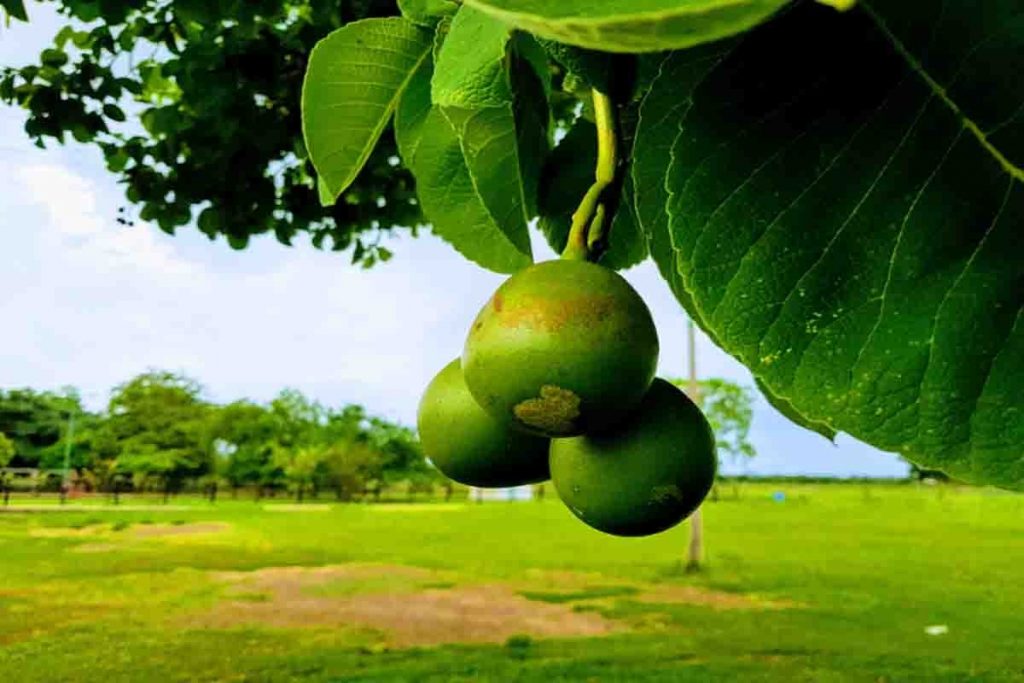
<box><xmin>15</xmin><ymin>162</ymin><xmax>199</xmax><ymax>280</ymax></box>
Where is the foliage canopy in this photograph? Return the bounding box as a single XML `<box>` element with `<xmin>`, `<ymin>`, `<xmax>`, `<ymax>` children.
<box><xmin>0</xmin><ymin>0</ymin><xmax>419</xmax><ymax>264</ymax></box>
<box><xmin>0</xmin><ymin>371</ymin><xmax>432</xmax><ymax>499</ymax></box>
<box><xmin>299</xmin><ymin>0</ymin><xmax>1024</xmax><ymax>489</ymax></box>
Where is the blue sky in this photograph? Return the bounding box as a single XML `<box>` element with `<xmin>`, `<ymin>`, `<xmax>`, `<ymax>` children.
<box><xmin>0</xmin><ymin>5</ymin><xmax>908</xmax><ymax>478</ymax></box>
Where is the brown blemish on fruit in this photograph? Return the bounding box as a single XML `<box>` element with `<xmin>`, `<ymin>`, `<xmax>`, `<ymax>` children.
<box><xmin>497</xmin><ymin>296</ymin><xmax>616</xmax><ymax>332</ymax></box>
<box><xmin>492</xmin><ymin>293</ymin><xmax>504</xmax><ymax>312</ymax></box>
<box><xmin>514</xmin><ymin>386</ymin><xmax>581</xmax><ymax>435</ymax></box>
<box><xmin>650</xmin><ymin>485</ymin><xmax>683</xmax><ymax>504</ymax></box>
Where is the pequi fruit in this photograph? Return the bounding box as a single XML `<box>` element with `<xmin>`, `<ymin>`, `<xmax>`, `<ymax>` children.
<box><xmin>418</xmin><ymin>359</ymin><xmax>550</xmax><ymax>488</ymax></box>
<box><xmin>550</xmin><ymin>379</ymin><xmax>716</xmax><ymax>537</ymax></box>
<box><xmin>463</xmin><ymin>260</ymin><xmax>658</xmax><ymax>437</ymax></box>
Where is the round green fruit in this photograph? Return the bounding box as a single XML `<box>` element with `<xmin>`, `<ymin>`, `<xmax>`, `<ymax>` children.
<box><xmin>417</xmin><ymin>359</ymin><xmax>550</xmax><ymax>488</ymax></box>
<box><xmin>462</xmin><ymin>260</ymin><xmax>658</xmax><ymax>437</ymax></box>
<box><xmin>550</xmin><ymin>379</ymin><xmax>716</xmax><ymax>537</ymax></box>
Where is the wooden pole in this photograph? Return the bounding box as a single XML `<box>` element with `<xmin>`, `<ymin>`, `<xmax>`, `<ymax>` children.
<box><xmin>686</xmin><ymin>318</ymin><xmax>704</xmax><ymax>572</ymax></box>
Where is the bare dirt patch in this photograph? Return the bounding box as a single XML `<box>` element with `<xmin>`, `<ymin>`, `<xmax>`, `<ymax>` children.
<box><xmin>215</xmin><ymin>563</ymin><xmax>434</xmax><ymax>594</ymax></box>
<box><xmin>198</xmin><ymin>563</ymin><xmax>621</xmax><ymax>646</ymax></box>
<box><xmin>334</xmin><ymin>585</ymin><xmax>618</xmax><ymax>646</ymax></box>
<box><xmin>516</xmin><ymin>568</ymin><xmax>795</xmax><ymax>611</ymax></box>
<box><xmin>133</xmin><ymin>522</ymin><xmax>230</xmax><ymax>538</ymax></box>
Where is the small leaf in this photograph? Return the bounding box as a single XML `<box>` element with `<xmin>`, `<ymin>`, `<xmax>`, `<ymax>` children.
<box><xmin>430</xmin><ymin>8</ymin><xmax>545</xmax><ymax>264</ymax></box>
<box><xmin>462</xmin><ymin>0</ymin><xmax>790</xmax><ymax>53</ymax></box>
<box><xmin>432</xmin><ymin>6</ymin><xmax>512</xmax><ymax>109</ymax></box>
<box><xmin>510</xmin><ymin>45</ymin><xmax>550</xmax><ymax>217</ymax></box>
<box><xmin>600</xmin><ymin>174</ymin><xmax>646</xmax><ymax>271</ymax></box>
<box><xmin>40</xmin><ymin>48</ymin><xmax>68</xmax><ymax>68</ymax></box>
<box><xmin>539</xmin><ymin>40</ymin><xmax>615</xmax><ymax>94</ymax></box>
<box><xmin>399</xmin><ymin>54</ymin><xmax>532</xmax><ymax>272</ymax></box>
<box><xmin>227</xmin><ymin>234</ymin><xmax>249</xmax><ymax>250</ymax></box>
<box><xmin>394</xmin><ymin>55</ymin><xmax>434</xmax><ymax>165</ymax></box>
<box><xmin>197</xmin><ymin>208</ymin><xmax>221</xmax><ymax>237</ymax></box>
<box><xmin>415</xmin><ymin>109</ymin><xmax>532</xmax><ymax>272</ymax></box>
<box><xmin>410</xmin><ymin>107</ymin><xmax>532</xmax><ymax>273</ymax></box>
<box><xmin>105</xmin><ymin>148</ymin><xmax>130</xmax><ymax>172</ymax></box>
<box><xmin>398</xmin><ymin>0</ymin><xmax>457</xmax><ymax>25</ymax></box>
<box><xmin>317</xmin><ymin>175</ymin><xmax>335</xmax><ymax>207</ymax></box>
<box><xmin>1</xmin><ymin>0</ymin><xmax>27</xmax><ymax>21</ymax></box>
<box><xmin>444</xmin><ymin>106</ymin><xmax>534</xmax><ymax>256</ymax></box>
<box><xmin>301</xmin><ymin>18</ymin><xmax>432</xmax><ymax>204</ymax></box>
<box><xmin>102</xmin><ymin>103</ymin><xmax>126</xmax><ymax>122</ymax></box>
<box><xmin>511</xmin><ymin>33</ymin><xmax>552</xmax><ymax>98</ymax></box>
<box><xmin>817</xmin><ymin>0</ymin><xmax>857</xmax><ymax>10</ymax></box>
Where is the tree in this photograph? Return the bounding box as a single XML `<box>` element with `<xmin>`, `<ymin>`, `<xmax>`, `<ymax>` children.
<box><xmin>0</xmin><ymin>0</ymin><xmax>418</xmax><ymax>263</ymax></box>
<box><xmin>269</xmin><ymin>388</ymin><xmax>326</xmax><ymax>448</ymax></box>
<box><xmin>0</xmin><ymin>431</ymin><xmax>13</xmax><ymax>505</ymax></box>
<box><xmin>365</xmin><ymin>418</ymin><xmax>428</xmax><ymax>485</ymax></box>
<box><xmin>273</xmin><ymin>444</ymin><xmax>324</xmax><ymax>503</ymax></box>
<box><xmin>207</xmin><ymin>401</ymin><xmax>278</xmax><ymax>493</ymax></box>
<box><xmin>96</xmin><ymin>371</ymin><xmax>212</xmax><ymax>498</ymax></box>
<box><xmin>673</xmin><ymin>378</ymin><xmax>757</xmax><ymax>507</ymax></box>
<box><xmin>0</xmin><ymin>389</ymin><xmax>85</xmax><ymax>468</ymax></box>
<box><xmin>320</xmin><ymin>439</ymin><xmax>381</xmax><ymax>501</ymax></box>
<box><xmin>671</xmin><ymin>379</ymin><xmax>756</xmax><ymax>472</ymax></box>
<box><xmin>0</xmin><ymin>432</ymin><xmax>14</xmax><ymax>468</ymax></box>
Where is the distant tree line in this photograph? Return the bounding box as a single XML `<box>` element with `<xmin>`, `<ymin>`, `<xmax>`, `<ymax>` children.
<box><xmin>0</xmin><ymin>371</ymin><xmax>444</xmax><ymax>502</ymax></box>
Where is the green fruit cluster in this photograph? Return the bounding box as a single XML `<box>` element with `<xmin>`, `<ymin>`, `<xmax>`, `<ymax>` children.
<box><xmin>418</xmin><ymin>260</ymin><xmax>717</xmax><ymax>537</ymax></box>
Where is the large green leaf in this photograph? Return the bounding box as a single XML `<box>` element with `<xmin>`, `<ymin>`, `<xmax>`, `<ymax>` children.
<box><xmin>640</xmin><ymin>1</ymin><xmax>1024</xmax><ymax>488</ymax></box>
<box><xmin>755</xmin><ymin>378</ymin><xmax>838</xmax><ymax>443</ymax></box>
<box><xmin>633</xmin><ymin>45</ymin><xmax>730</xmax><ymax>321</ymax></box>
<box><xmin>631</xmin><ymin>45</ymin><xmax>835</xmax><ymax>440</ymax></box>
<box><xmin>396</xmin><ymin>55</ymin><xmax>533</xmax><ymax>273</ymax></box>
<box><xmin>462</xmin><ymin>0</ymin><xmax>790</xmax><ymax>53</ymax></box>
<box><xmin>301</xmin><ymin>18</ymin><xmax>432</xmax><ymax>205</ymax></box>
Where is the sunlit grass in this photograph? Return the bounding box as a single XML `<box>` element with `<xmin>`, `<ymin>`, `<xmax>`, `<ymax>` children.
<box><xmin>0</xmin><ymin>482</ymin><xmax>1021</xmax><ymax>681</ymax></box>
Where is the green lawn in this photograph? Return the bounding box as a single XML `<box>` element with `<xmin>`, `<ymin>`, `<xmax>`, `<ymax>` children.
<box><xmin>1</xmin><ymin>483</ymin><xmax>1022</xmax><ymax>681</ymax></box>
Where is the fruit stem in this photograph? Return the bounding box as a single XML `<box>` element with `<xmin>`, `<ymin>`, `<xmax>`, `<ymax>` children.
<box><xmin>561</xmin><ymin>89</ymin><xmax>619</xmax><ymax>263</ymax></box>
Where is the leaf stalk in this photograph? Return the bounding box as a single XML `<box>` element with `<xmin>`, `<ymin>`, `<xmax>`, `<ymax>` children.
<box><xmin>562</xmin><ymin>89</ymin><xmax>620</xmax><ymax>262</ymax></box>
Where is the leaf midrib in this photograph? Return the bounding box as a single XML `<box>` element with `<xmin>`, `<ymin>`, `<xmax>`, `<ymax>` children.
<box><xmin>862</xmin><ymin>1</ymin><xmax>1024</xmax><ymax>183</ymax></box>
<box><xmin>464</xmin><ymin>0</ymin><xmax>765</xmax><ymax>28</ymax></box>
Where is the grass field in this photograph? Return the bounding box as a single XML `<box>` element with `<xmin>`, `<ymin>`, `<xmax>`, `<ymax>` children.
<box><xmin>1</xmin><ymin>483</ymin><xmax>1022</xmax><ymax>682</ymax></box>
